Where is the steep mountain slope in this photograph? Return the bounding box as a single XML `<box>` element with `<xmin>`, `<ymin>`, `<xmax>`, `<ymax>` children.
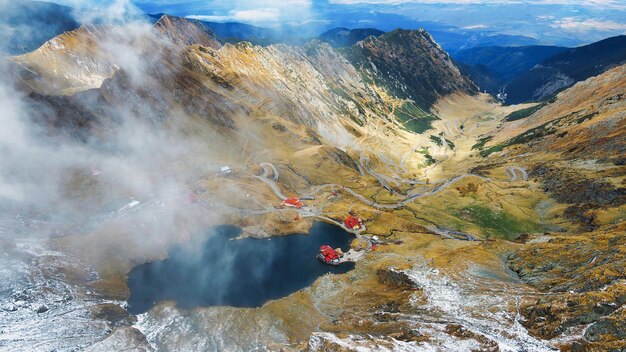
<box><xmin>0</xmin><ymin>0</ymin><xmax>79</xmax><ymax>55</ymax></box>
<box><xmin>11</xmin><ymin>24</ymin><xmax>118</xmax><ymax>95</ymax></box>
<box><xmin>147</xmin><ymin>13</ymin><xmax>281</xmax><ymax>46</ymax></box>
<box><xmin>475</xmin><ymin>64</ymin><xmax>625</xmax><ymax>225</ymax></box>
<box><xmin>484</xmin><ymin>64</ymin><xmax>626</xmax><ymax>161</ymax></box>
<box><xmin>319</xmin><ymin>27</ymin><xmax>384</xmax><ymax>47</ymax></box>
<box><xmin>471</xmin><ymin>65</ymin><xmax>626</xmax><ymax>351</ymax></box>
<box><xmin>341</xmin><ymin>29</ymin><xmax>477</xmax><ymax>112</ymax></box>
<box><xmin>453</xmin><ymin>45</ymin><xmax>568</xmax><ymax>93</ymax></box>
<box><xmin>505</xmin><ymin>35</ymin><xmax>626</xmax><ymax>104</ymax></box>
<box><xmin>11</xmin><ymin>14</ymin><xmax>220</xmax><ymax>95</ymax></box>
<box><xmin>153</xmin><ymin>15</ymin><xmax>221</xmax><ymax>49</ymax></box>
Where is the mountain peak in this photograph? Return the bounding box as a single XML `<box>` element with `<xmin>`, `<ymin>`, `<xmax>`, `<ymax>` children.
<box><xmin>153</xmin><ymin>14</ymin><xmax>221</xmax><ymax>49</ymax></box>
<box><xmin>344</xmin><ymin>27</ymin><xmax>476</xmax><ymax>109</ymax></box>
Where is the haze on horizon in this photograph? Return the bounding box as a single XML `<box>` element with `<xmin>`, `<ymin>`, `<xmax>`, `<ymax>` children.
<box><xmin>49</xmin><ymin>0</ymin><xmax>626</xmax><ymax>47</ymax></box>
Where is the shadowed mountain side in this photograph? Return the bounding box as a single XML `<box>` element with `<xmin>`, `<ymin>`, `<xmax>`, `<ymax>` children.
<box><xmin>341</xmin><ymin>29</ymin><xmax>477</xmax><ymax>111</ymax></box>
<box><xmin>505</xmin><ymin>35</ymin><xmax>626</xmax><ymax>104</ymax></box>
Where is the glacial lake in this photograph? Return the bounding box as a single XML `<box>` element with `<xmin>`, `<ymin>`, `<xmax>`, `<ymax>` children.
<box><xmin>126</xmin><ymin>222</ymin><xmax>355</xmax><ymax>314</ymax></box>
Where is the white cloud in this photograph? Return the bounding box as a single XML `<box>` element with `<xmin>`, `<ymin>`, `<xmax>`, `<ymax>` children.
<box><xmin>328</xmin><ymin>0</ymin><xmax>626</xmax><ymax>7</ymax></box>
<box><xmin>462</xmin><ymin>24</ymin><xmax>488</xmax><ymax>29</ymax></box>
<box><xmin>184</xmin><ymin>0</ymin><xmax>314</xmax><ymax>25</ymax></box>
<box><xmin>53</xmin><ymin>0</ymin><xmax>143</xmax><ymax>24</ymax></box>
<box><xmin>189</xmin><ymin>8</ymin><xmax>281</xmax><ymax>24</ymax></box>
<box><xmin>551</xmin><ymin>17</ymin><xmax>626</xmax><ymax>32</ymax></box>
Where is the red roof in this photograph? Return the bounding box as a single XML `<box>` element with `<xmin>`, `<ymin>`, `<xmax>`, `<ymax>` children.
<box><xmin>344</xmin><ymin>215</ymin><xmax>362</xmax><ymax>229</ymax></box>
<box><xmin>320</xmin><ymin>245</ymin><xmax>339</xmax><ymax>261</ymax></box>
<box><xmin>284</xmin><ymin>197</ymin><xmax>303</xmax><ymax>208</ymax></box>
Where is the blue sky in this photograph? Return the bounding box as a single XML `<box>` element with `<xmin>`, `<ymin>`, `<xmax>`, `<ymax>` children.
<box><xmin>56</xmin><ymin>0</ymin><xmax>626</xmax><ymax>46</ymax></box>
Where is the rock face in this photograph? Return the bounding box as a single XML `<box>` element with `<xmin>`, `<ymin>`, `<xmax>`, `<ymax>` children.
<box><xmin>341</xmin><ymin>29</ymin><xmax>477</xmax><ymax>110</ymax></box>
<box><xmin>11</xmin><ymin>15</ymin><xmax>220</xmax><ymax>95</ymax></box>
<box><xmin>153</xmin><ymin>14</ymin><xmax>221</xmax><ymax>49</ymax></box>
<box><xmin>508</xmin><ymin>223</ymin><xmax>626</xmax><ymax>349</ymax></box>
<box><xmin>11</xmin><ymin>24</ymin><xmax>119</xmax><ymax>94</ymax></box>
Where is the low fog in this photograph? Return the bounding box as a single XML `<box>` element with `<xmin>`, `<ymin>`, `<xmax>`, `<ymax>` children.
<box><xmin>0</xmin><ymin>0</ymin><xmax>237</xmax><ymax>256</ymax></box>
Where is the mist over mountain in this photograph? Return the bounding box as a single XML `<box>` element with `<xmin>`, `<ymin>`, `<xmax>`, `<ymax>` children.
<box><xmin>0</xmin><ymin>0</ymin><xmax>79</xmax><ymax>54</ymax></box>
<box><xmin>1</xmin><ymin>1</ymin><xmax>625</xmax><ymax>351</ymax></box>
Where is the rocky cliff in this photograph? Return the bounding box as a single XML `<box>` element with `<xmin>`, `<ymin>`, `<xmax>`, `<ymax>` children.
<box><xmin>341</xmin><ymin>29</ymin><xmax>478</xmax><ymax>110</ymax></box>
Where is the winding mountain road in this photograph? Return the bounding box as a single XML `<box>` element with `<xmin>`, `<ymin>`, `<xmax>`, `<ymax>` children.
<box><xmin>506</xmin><ymin>166</ymin><xmax>528</xmax><ymax>181</ymax></box>
<box><xmin>251</xmin><ymin>162</ymin><xmax>493</xmax><ymax>240</ymax></box>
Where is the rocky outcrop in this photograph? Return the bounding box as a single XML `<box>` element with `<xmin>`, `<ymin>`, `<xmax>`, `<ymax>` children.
<box><xmin>376</xmin><ymin>267</ymin><xmax>416</xmax><ymax>288</ymax></box>
<box><xmin>11</xmin><ymin>15</ymin><xmax>221</xmax><ymax>95</ymax></box>
<box><xmin>509</xmin><ymin>223</ymin><xmax>626</xmax><ymax>348</ymax></box>
<box><xmin>341</xmin><ymin>29</ymin><xmax>477</xmax><ymax>110</ymax></box>
<box><xmin>11</xmin><ymin>25</ymin><xmax>118</xmax><ymax>94</ymax></box>
<box><xmin>153</xmin><ymin>14</ymin><xmax>220</xmax><ymax>49</ymax></box>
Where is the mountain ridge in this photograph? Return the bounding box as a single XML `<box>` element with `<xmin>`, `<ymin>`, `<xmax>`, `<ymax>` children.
<box><xmin>341</xmin><ymin>28</ymin><xmax>477</xmax><ymax>111</ymax></box>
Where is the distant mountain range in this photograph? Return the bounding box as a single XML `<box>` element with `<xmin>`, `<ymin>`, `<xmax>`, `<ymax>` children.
<box><xmin>147</xmin><ymin>14</ymin><xmax>286</xmax><ymax>46</ymax></box>
<box><xmin>453</xmin><ymin>35</ymin><xmax>626</xmax><ymax>104</ymax></box>
<box><xmin>150</xmin><ymin>12</ymin><xmax>535</xmax><ymax>52</ymax></box>
<box><xmin>0</xmin><ymin>1</ymin><xmax>573</xmax><ymax>55</ymax></box>
<box><xmin>4</xmin><ymin>1</ymin><xmax>624</xmax><ymax>107</ymax></box>
<box><xmin>319</xmin><ymin>28</ymin><xmax>385</xmax><ymax>47</ymax></box>
<box><xmin>453</xmin><ymin>45</ymin><xmax>568</xmax><ymax>93</ymax></box>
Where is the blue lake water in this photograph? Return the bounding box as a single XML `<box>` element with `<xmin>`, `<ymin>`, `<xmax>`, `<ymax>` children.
<box><xmin>126</xmin><ymin>222</ymin><xmax>355</xmax><ymax>314</ymax></box>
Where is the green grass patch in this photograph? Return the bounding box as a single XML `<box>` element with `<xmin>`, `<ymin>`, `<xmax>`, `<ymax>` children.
<box><xmin>480</xmin><ymin>144</ymin><xmax>505</xmax><ymax>157</ymax></box>
<box><xmin>504</xmin><ymin>103</ymin><xmax>545</xmax><ymax>121</ymax></box>
<box><xmin>575</xmin><ymin>112</ymin><xmax>598</xmax><ymax>124</ymax></box>
<box><xmin>471</xmin><ymin>136</ymin><xmax>493</xmax><ymax>150</ymax></box>
<box><xmin>480</xmin><ymin>117</ymin><xmax>564</xmax><ymax>157</ymax></box>
<box><xmin>429</xmin><ymin>135</ymin><xmax>443</xmax><ymax>146</ymax></box>
<box><xmin>455</xmin><ymin>205</ymin><xmax>539</xmax><ymax>241</ymax></box>
<box><xmin>445</xmin><ymin>139</ymin><xmax>455</xmax><ymax>150</ymax></box>
<box><xmin>416</xmin><ymin>147</ymin><xmax>436</xmax><ymax>166</ymax></box>
<box><xmin>394</xmin><ymin>102</ymin><xmax>439</xmax><ymax>133</ymax></box>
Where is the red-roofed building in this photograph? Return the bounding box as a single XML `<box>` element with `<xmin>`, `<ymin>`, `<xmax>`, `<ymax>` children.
<box><xmin>283</xmin><ymin>197</ymin><xmax>303</xmax><ymax>209</ymax></box>
<box><xmin>319</xmin><ymin>245</ymin><xmax>339</xmax><ymax>261</ymax></box>
<box><xmin>344</xmin><ymin>215</ymin><xmax>363</xmax><ymax>230</ymax></box>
